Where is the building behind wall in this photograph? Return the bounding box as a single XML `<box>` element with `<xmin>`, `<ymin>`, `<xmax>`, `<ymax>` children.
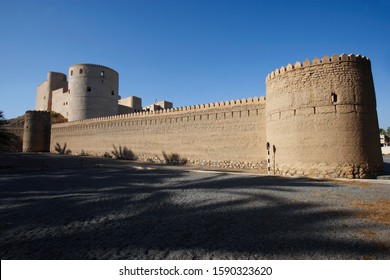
<box><xmin>36</xmin><ymin>64</ymin><xmax>121</xmax><ymax>121</ymax></box>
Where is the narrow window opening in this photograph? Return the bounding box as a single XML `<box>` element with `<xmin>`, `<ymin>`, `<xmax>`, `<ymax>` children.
<box><xmin>70</xmin><ymin>70</ymin><xmax>73</xmax><ymax>76</ymax></box>
<box><xmin>87</xmin><ymin>86</ymin><xmax>91</xmax><ymax>92</ymax></box>
<box><xmin>331</xmin><ymin>93</ymin><xmax>337</xmax><ymax>103</ymax></box>
<box><xmin>100</xmin><ymin>71</ymin><xmax>105</xmax><ymax>77</ymax></box>
<box><xmin>111</xmin><ymin>90</ymin><xmax>114</xmax><ymax>95</ymax></box>
<box><xmin>79</xmin><ymin>69</ymin><xmax>83</xmax><ymax>74</ymax></box>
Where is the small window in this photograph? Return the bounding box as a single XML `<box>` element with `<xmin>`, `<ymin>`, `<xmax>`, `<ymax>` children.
<box><xmin>70</xmin><ymin>70</ymin><xmax>73</xmax><ymax>76</ymax></box>
<box><xmin>331</xmin><ymin>93</ymin><xmax>337</xmax><ymax>103</ymax></box>
<box><xmin>87</xmin><ymin>86</ymin><xmax>91</xmax><ymax>92</ymax></box>
<box><xmin>111</xmin><ymin>90</ymin><xmax>114</xmax><ymax>96</ymax></box>
<box><xmin>79</xmin><ymin>69</ymin><xmax>83</xmax><ymax>74</ymax></box>
<box><xmin>100</xmin><ymin>71</ymin><xmax>104</xmax><ymax>77</ymax></box>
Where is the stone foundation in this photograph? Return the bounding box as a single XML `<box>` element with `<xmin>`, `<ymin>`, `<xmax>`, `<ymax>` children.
<box><xmin>273</xmin><ymin>162</ymin><xmax>382</xmax><ymax>179</ymax></box>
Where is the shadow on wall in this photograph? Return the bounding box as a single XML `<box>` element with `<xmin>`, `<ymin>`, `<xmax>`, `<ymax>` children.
<box><xmin>0</xmin><ymin>167</ymin><xmax>388</xmax><ymax>259</ymax></box>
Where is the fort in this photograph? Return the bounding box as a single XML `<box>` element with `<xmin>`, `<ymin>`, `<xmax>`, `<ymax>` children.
<box><xmin>22</xmin><ymin>53</ymin><xmax>383</xmax><ymax>178</ymax></box>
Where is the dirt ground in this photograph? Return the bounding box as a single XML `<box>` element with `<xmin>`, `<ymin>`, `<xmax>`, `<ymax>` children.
<box><xmin>0</xmin><ymin>153</ymin><xmax>389</xmax><ymax>259</ymax></box>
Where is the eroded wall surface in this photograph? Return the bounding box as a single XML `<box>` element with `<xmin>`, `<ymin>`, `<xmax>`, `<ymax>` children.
<box><xmin>51</xmin><ymin>97</ymin><xmax>267</xmax><ymax>171</ymax></box>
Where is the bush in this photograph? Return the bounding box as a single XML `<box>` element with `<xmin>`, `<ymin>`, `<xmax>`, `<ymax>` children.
<box><xmin>54</xmin><ymin>143</ymin><xmax>71</xmax><ymax>155</ymax></box>
<box><xmin>111</xmin><ymin>145</ymin><xmax>136</xmax><ymax>160</ymax></box>
<box><xmin>162</xmin><ymin>151</ymin><xmax>187</xmax><ymax>165</ymax></box>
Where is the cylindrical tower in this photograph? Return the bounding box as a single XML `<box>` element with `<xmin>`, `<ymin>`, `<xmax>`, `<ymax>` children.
<box><xmin>22</xmin><ymin>110</ymin><xmax>51</xmax><ymax>152</ymax></box>
<box><xmin>265</xmin><ymin>54</ymin><xmax>383</xmax><ymax>178</ymax></box>
<box><xmin>67</xmin><ymin>64</ymin><xmax>119</xmax><ymax>121</ymax></box>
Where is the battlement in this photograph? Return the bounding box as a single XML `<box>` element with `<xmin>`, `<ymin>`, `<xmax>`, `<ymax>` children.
<box><xmin>25</xmin><ymin>110</ymin><xmax>50</xmax><ymax>115</ymax></box>
<box><xmin>266</xmin><ymin>54</ymin><xmax>370</xmax><ymax>81</ymax></box>
<box><xmin>69</xmin><ymin>63</ymin><xmax>118</xmax><ymax>74</ymax></box>
<box><xmin>55</xmin><ymin>96</ymin><xmax>266</xmax><ymax>126</ymax></box>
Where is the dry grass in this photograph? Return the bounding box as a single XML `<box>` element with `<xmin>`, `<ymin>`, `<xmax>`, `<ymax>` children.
<box><xmin>352</xmin><ymin>199</ymin><xmax>390</xmax><ymax>225</ymax></box>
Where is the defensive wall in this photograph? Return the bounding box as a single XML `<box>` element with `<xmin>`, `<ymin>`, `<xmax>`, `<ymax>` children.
<box><xmin>266</xmin><ymin>54</ymin><xmax>383</xmax><ymax>178</ymax></box>
<box><xmin>28</xmin><ymin>53</ymin><xmax>384</xmax><ymax>178</ymax></box>
<box><xmin>51</xmin><ymin>97</ymin><xmax>267</xmax><ymax>171</ymax></box>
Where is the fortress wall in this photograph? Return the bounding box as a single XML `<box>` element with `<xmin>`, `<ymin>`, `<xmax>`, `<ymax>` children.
<box><xmin>266</xmin><ymin>54</ymin><xmax>383</xmax><ymax>178</ymax></box>
<box><xmin>51</xmin><ymin>97</ymin><xmax>267</xmax><ymax>170</ymax></box>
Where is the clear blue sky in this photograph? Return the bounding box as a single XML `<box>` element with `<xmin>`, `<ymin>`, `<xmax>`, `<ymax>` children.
<box><xmin>0</xmin><ymin>0</ymin><xmax>389</xmax><ymax>128</ymax></box>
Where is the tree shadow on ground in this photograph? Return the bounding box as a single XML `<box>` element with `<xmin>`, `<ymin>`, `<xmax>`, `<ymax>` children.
<box><xmin>0</xmin><ymin>166</ymin><xmax>388</xmax><ymax>260</ymax></box>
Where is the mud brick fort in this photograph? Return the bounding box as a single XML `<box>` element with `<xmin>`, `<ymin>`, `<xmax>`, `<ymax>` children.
<box><xmin>22</xmin><ymin>53</ymin><xmax>383</xmax><ymax>178</ymax></box>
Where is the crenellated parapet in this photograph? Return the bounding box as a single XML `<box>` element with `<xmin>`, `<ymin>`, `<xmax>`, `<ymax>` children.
<box><xmin>266</xmin><ymin>53</ymin><xmax>370</xmax><ymax>81</ymax></box>
<box><xmin>53</xmin><ymin>96</ymin><xmax>266</xmax><ymax>127</ymax></box>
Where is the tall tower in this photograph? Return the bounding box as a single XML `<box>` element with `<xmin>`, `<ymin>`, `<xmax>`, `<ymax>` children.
<box><xmin>67</xmin><ymin>64</ymin><xmax>119</xmax><ymax>121</ymax></box>
<box><xmin>265</xmin><ymin>54</ymin><xmax>383</xmax><ymax>178</ymax></box>
<box><xmin>22</xmin><ymin>111</ymin><xmax>51</xmax><ymax>152</ymax></box>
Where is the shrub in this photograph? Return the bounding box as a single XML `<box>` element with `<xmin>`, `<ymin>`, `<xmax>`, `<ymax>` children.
<box><xmin>162</xmin><ymin>151</ymin><xmax>187</xmax><ymax>165</ymax></box>
<box><xmin>112</xmin><ymin>145</ymin><xmax>136</xmax><ymax>160</ymax></box>
<box><xmin>54</xmin><ymin>143</ymin><xmax>71</xmax><ymax>155</ymax></box>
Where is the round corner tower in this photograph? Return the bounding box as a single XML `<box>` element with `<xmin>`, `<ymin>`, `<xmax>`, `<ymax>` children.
<box><xmin>265</xmin><ymin>53</ymin><xmax>383</xmax><ymax>178</ymax></box>
<box><xmin>23</xmin><ymin>110</ymin><xmax>51</xmax><ymax>152</ymax></box>
<box><xmin>68</xmin><ymin>64</ymin><xmax>119</xmax><ymax>121</ymax></box>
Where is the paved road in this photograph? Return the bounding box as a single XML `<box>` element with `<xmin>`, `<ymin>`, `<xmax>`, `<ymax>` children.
<box><xmin>0</xmin><ymin>153</ymin><xmax>389</xmax><ymax>259</ymax></box>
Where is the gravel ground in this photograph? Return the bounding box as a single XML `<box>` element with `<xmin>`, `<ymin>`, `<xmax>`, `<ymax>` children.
<box><xmin>0</xmin><ymin>153</ymin><xmax>389</xmax><ymax>259</ymax></box>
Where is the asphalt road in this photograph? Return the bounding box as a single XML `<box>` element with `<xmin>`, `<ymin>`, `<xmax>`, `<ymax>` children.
<box><xmin>0</xmin><ymin>153</ymin><xmax>389</xmax><ymax>259</ymax></box>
